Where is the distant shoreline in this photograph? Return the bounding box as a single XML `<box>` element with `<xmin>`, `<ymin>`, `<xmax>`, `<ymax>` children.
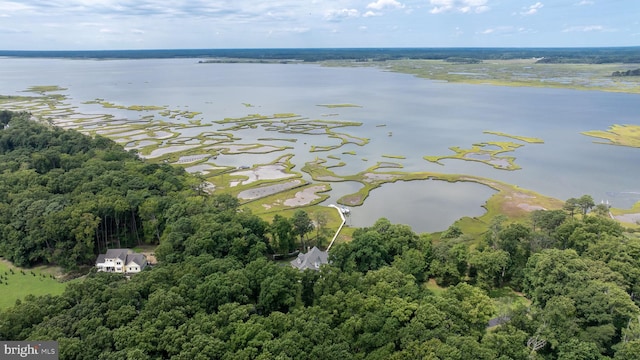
<box><xmin>1</xmin><ymin>47</ymin><xmax>639</xmax><ymax>63</ymax></box>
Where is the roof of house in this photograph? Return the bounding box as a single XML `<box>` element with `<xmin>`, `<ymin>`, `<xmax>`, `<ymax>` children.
<box><xmin>126</xmin><ymin>253</ymin><xmax>147</xmax><ymax>267</ymax></box>
<box><xmin>290</xmin><ymin>246</ymin><xmax>328</xmax><ymax>271</ymax></box>
<box><xmin>96</xmin><ymin>249</ymin><xmax>147</xmax><ymax>267</ymax></box>
<box><xmin>104</xmin><ymin>249</ymin><xmax>129</xmax><ymax>262</ymax></box>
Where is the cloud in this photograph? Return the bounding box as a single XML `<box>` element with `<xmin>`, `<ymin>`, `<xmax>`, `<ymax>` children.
<box><xmin>575</xmin><ymin>0</ymin><xmax>594</xmax><ymax>5</ymax></box>
<box><xmin>429</xmin><ymin>0</ymin><xmax>489</xmax><ymax>14</ymax></box>
<box><xmin>266</xmin><ymin>26</ymin><xmax>310</xmax><ymax>37</ymax></box>
<box><xmin>480</xmin><ymin>26</ymin><xmax>510</xmax><ymax>35</ymax></box>
<box><xmin>324</xmin><ymin>8</ymin><xmax>359</xmax><ymax>21</ymax></box>
<box><xmin>520</xmin><ymin>2</ymin><xmax>543</xmax><ymax>16</ymax></box>
<box><xmin>367</xmin><ymin>0</ymin><xmax>405</xmax><ymax>10</ymax></box>
<box><xmin>363</xmin><ymin>11</ymin><xmax>381</xmax><ymax>17</ymax></box>
<box><xmin>0</xmin><ymin>1</ymin><xmax>36</xmax><ymax>13</ymax></box>
<box><xmin>562</xmin><ymin>25</ymin><xmax>605</xmax><ymax>32</ymax></box>
<box><xmin>478</xmin><ymin>26</ymin><xmax>533</xmax><ymax>35</ymax></box>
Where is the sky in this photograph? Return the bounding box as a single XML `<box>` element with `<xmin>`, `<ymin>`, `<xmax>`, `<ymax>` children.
<box><xmin>0</xmin><ymin>0</ymin><xmax>638</xmax><ymax>50</ymax></box>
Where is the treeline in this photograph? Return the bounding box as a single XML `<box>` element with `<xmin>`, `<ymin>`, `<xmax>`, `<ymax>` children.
<box><xmin>0</xmin><ymin>111</ymin><xmax>192</xmax><ymax>269</ymax></box>
<box><xmin>1</xmin><ymin>47</ymin><xmax>639</xmax><ymax>63</ymax></box>
<box><xmin>612</xmin><ymin>69</ymin><xmax>640</xmax><ymax>76</ymax></box>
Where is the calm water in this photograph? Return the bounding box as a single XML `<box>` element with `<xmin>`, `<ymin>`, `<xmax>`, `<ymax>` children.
<box><xmin>1</xmin><ymin>58</ymin><xmax>639</xmax><ymax>232</ymax></box>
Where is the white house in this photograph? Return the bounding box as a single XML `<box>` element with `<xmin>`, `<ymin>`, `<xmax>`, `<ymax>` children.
<box><xmin>96</xmin><ymin>249</ymin><xmax>147</xmax><ymax>274</ymax></box>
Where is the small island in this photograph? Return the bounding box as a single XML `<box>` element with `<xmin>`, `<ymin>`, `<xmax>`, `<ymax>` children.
<box><xmin>424</xmin><ymin>141</ymin><xmax>524</xmax><ymax>170</ymax></box>
<box><xmin>483</xmin><ymin>131</ymin><xmax>544</xmax><ymax>144</ymax></box>
<box><xmin>582</xmin><ymin>124</ymin><xmax>640</xmax><ymax>148</ymax></box>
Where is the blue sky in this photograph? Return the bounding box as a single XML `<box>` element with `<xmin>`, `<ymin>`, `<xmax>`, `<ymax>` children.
<box><xmin>0</xmin><ymin>0</ymin><xmax>638</xmax><ymax>50</ymax></box>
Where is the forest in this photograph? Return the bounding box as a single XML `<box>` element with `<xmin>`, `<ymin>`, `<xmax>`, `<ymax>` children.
<box><xmin>1</xmin><ymin>110</ymin><xmax>640</xmax><ymax>359</ymax></box>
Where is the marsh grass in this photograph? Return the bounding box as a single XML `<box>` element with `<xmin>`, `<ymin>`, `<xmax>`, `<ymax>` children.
<box><xmin>330</xmin><ymin>59</ymin><xmax>640</xmax><ymax>94</ymax></box>
<box><xmin>23</xmin><ymin>85</ymin><xmax>68</xmax><ymax>93</ymax></box>
<box><xmin>582</xmin><ymin>124</ymin><xmax>640</xmax><ymax>148</ymax></box>
<box><xmin>424</xmin><ymin>141</ymin><xmax>525</xmax><ymax>170</ymax></box>
<box><xmin>483</xmin><ymin>131</ymin><xmax>544</xmax><ymax>144</ymax></box>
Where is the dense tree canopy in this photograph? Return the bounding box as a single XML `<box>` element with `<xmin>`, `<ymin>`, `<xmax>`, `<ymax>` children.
<box><xmin>0</xmin><ymin>112</ymin><xmax>192</xmax><ymax>269</ymax></box>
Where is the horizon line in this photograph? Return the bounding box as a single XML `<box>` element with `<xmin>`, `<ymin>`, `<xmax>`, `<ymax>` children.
<box><xmin>1</xmin><ymin>46</ymin><xmax>639</xmax><ymax>52</ymax></box>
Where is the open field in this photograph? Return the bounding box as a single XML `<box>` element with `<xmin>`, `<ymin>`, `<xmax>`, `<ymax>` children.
<box><xmin>0</xmin><ymin>259</ymin><xmax>71</xmax><ymax>310</ymax></box>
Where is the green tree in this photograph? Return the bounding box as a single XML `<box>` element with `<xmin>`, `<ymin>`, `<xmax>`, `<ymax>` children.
<box><xmin>312</xmin><ymin>210</ymin><xmax>329</xmax><ymax>247</ymax></box>
<box><xmin>330</xmin><ymin>230</ymin><xmax>390</xmax><ymax>273</ymax></box>
<box><xmin>469</xmin><ymin>248</ymin><xmax>510</xmax><ymax>289</ymax></box>
<box><xmin>564</xmin><ymin>198</ymin><xmax>580</xmax><ymax>218</ymax></box>
<box><xmin>593</xmin><ymin>203</ymin><xmax>611</xmax><ymax>218</ymax></box>
<box><xmin>531</xmin><ymin>209</ymin><xmax>567</xmax><ymax>234</ymax></box>
<box><xmin>392</xmin><ymin>247</ymin><xmax>430</xmax><ymax>283</ymax></box>
<box><xmin>270</xmin><ymin>215</ymin><xmax>295</xmax><ymax>254</ymax></box>
<box><xmin>258</xmin><ymin>268</ymin><xmax>301</xmax><ymax>314</ymax></box>
<box><xmin>291</xmin><ymin>210</ymin><xmax>314</xmax><ymax>251</ymax></box>
<box><xmin>430</xmin><ymin>239</ymin><xmax>468</xmax><ymax>286</ymax></box>
<box><xmin>577</xmin><ymin>195</ymin><xmax>595</xmax><ymax>216</ymax></box>
<box><xmin>437</xmin><ymin>283</ymin><xmax>495</xmax><ymax>337</ymax></box>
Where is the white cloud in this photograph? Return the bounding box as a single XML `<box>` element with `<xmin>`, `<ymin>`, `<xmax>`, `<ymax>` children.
<box><xmin>0</xmin><ymin>0</ymin><xmax>631</xmax><ymax>49</ymax></box>
<box><xmin>366</xmin><ymin>0</ymin><xmax>405</xmax><ymax>10</ymax></box>
<box><xmin>479</xmin><ymin>26</ymin><xmax>510</xmax><ymax>35</ymax></box>
<box><xmin>324</xmin><ymin>8</ymin><xmax>359</xmax><ymax>21</ymax></box>
<box><xmin>562</xmin><ymin>25</ymin><xmax>605</xmax><ymax>32</ymax></box>
<box><xmin>520</xmin><ymin>2</ymin><xmax>543</xmax><ymax>16</ymax></box>
<box><xmin>0</xmin><ymin>1</ymin><xmax>36</xmax><ymax>13</ymax></box>
<box><xmin>429</xmin><ymin>0</ymin><xmax>489</xmax><ymax>14</ymax></box>
<box><xmin>363</xmin><ymin>11</ymin><xmax>381</xmax><ymax>17</ymax></box>
<box><xmin>478</xmin><ymin>26</ymin><xmax>533</xmax><ymax>35</ymax></box>
<box><xmin>267</xmin><ymin>27</ymin><xmax>310</xmax><ymax>37</ymax></box>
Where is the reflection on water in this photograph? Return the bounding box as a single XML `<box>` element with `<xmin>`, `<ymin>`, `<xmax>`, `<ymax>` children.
<box><xmin>346</xmin><ymin>180</ymin><xmax>496</xmax><ymax>233</ymax></box>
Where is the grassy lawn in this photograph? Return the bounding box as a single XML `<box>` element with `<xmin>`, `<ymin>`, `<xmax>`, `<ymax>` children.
<box><xmin>0</xmin><ymin>259</ymin><xmax>71</xmax><ymax>310</ymax></box>
<box><xmin>424</xmin><ymin>278</ymin><xmax>446</xmax><ymax>296</ymax></box>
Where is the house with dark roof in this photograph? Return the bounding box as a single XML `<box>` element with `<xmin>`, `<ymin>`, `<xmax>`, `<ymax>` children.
<box><xmin>290</xmin><ymin>246</ymin><xmax>328</xmax><ymax>271</ymax></box>
<box><xmin>96</xmin><ymin>249</ymin><xmax>147</xmax><ymax>274</ymax></box>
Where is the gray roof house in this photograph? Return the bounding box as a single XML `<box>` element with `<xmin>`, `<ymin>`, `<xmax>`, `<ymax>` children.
<box><xmin>96</xmin><ymin>249</ymin><xmax>147</xmax><ymax>274</ymax></box>
<box><xmin>290</xmin><ymin>246</ymin><xmax>328</xmax><ymax>271</ymax></box>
